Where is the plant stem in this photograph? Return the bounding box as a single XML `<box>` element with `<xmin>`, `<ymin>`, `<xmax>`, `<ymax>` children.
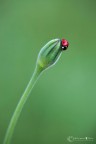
<box><xmin>3</xmin><ymin>66</ymin><xmax>42</xmax><ymax>144</ymax></box>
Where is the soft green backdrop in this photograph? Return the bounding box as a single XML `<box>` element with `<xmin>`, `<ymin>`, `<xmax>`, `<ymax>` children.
<box><xmin>0</xmin><ymin>0</ymin><xmax>96</xmax><ymax>144</ymax></box>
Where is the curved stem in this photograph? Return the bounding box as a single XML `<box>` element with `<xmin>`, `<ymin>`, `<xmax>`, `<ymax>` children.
<box><xmin>3</xmin><ymin>66</ymin><xmax>42</xmax><ymax>144</ymax></box>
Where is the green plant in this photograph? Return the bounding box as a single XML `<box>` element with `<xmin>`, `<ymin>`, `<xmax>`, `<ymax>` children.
<box><xmin>3</xmin><ymin>38</ymin><xmax>69</xmax><ymax>144</ymax></box>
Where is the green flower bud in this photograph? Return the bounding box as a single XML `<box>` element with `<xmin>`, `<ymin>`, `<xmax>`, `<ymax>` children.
<box><xmin>36</xmin><ymin>38</ymin><xmax>69</xmax><ymax>71</ymax></box>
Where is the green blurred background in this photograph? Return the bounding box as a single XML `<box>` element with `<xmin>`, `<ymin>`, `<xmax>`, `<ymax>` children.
<box><xmin>0</xmin><ymin>0</ymin><xmax>96</xmax><ymax>144</ymax></box>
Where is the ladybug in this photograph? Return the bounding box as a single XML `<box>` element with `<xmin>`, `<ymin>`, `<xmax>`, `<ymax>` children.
<box><xmin>61</xmin><ymin>39</ymin><xmax>69</xmax><ymax>50</ymax></box>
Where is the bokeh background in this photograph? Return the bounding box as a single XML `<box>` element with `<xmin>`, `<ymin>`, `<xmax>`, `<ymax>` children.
<box><xmin>0</xmin><ymin>0</ymin><xmax>96</xmax><ymax>144</ymax></box>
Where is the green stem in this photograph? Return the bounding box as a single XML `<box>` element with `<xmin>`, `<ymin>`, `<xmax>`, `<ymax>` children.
<box><xmin>3</xmin><ymin>66</ymin><xmax>42</xmax><ymax>144</ymax></box>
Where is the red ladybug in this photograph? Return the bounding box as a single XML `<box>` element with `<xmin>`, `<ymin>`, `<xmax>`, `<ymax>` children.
<box><xmin>61</xmin><ymin>39</ymin><xmax>69</xmax><ymax>50</ymax></box>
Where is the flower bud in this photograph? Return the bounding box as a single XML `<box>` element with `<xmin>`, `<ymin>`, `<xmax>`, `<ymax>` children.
<box><xmin>36</xmin><ymin>38</ymin><xmax>69</xmax><ymax>71</ymax></box>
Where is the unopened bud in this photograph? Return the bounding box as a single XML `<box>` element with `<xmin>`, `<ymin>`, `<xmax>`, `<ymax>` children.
<box><xmin>36</xmin><ymin>38</ymin><xmax>69</xmax><ymax>71</ymax></box>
